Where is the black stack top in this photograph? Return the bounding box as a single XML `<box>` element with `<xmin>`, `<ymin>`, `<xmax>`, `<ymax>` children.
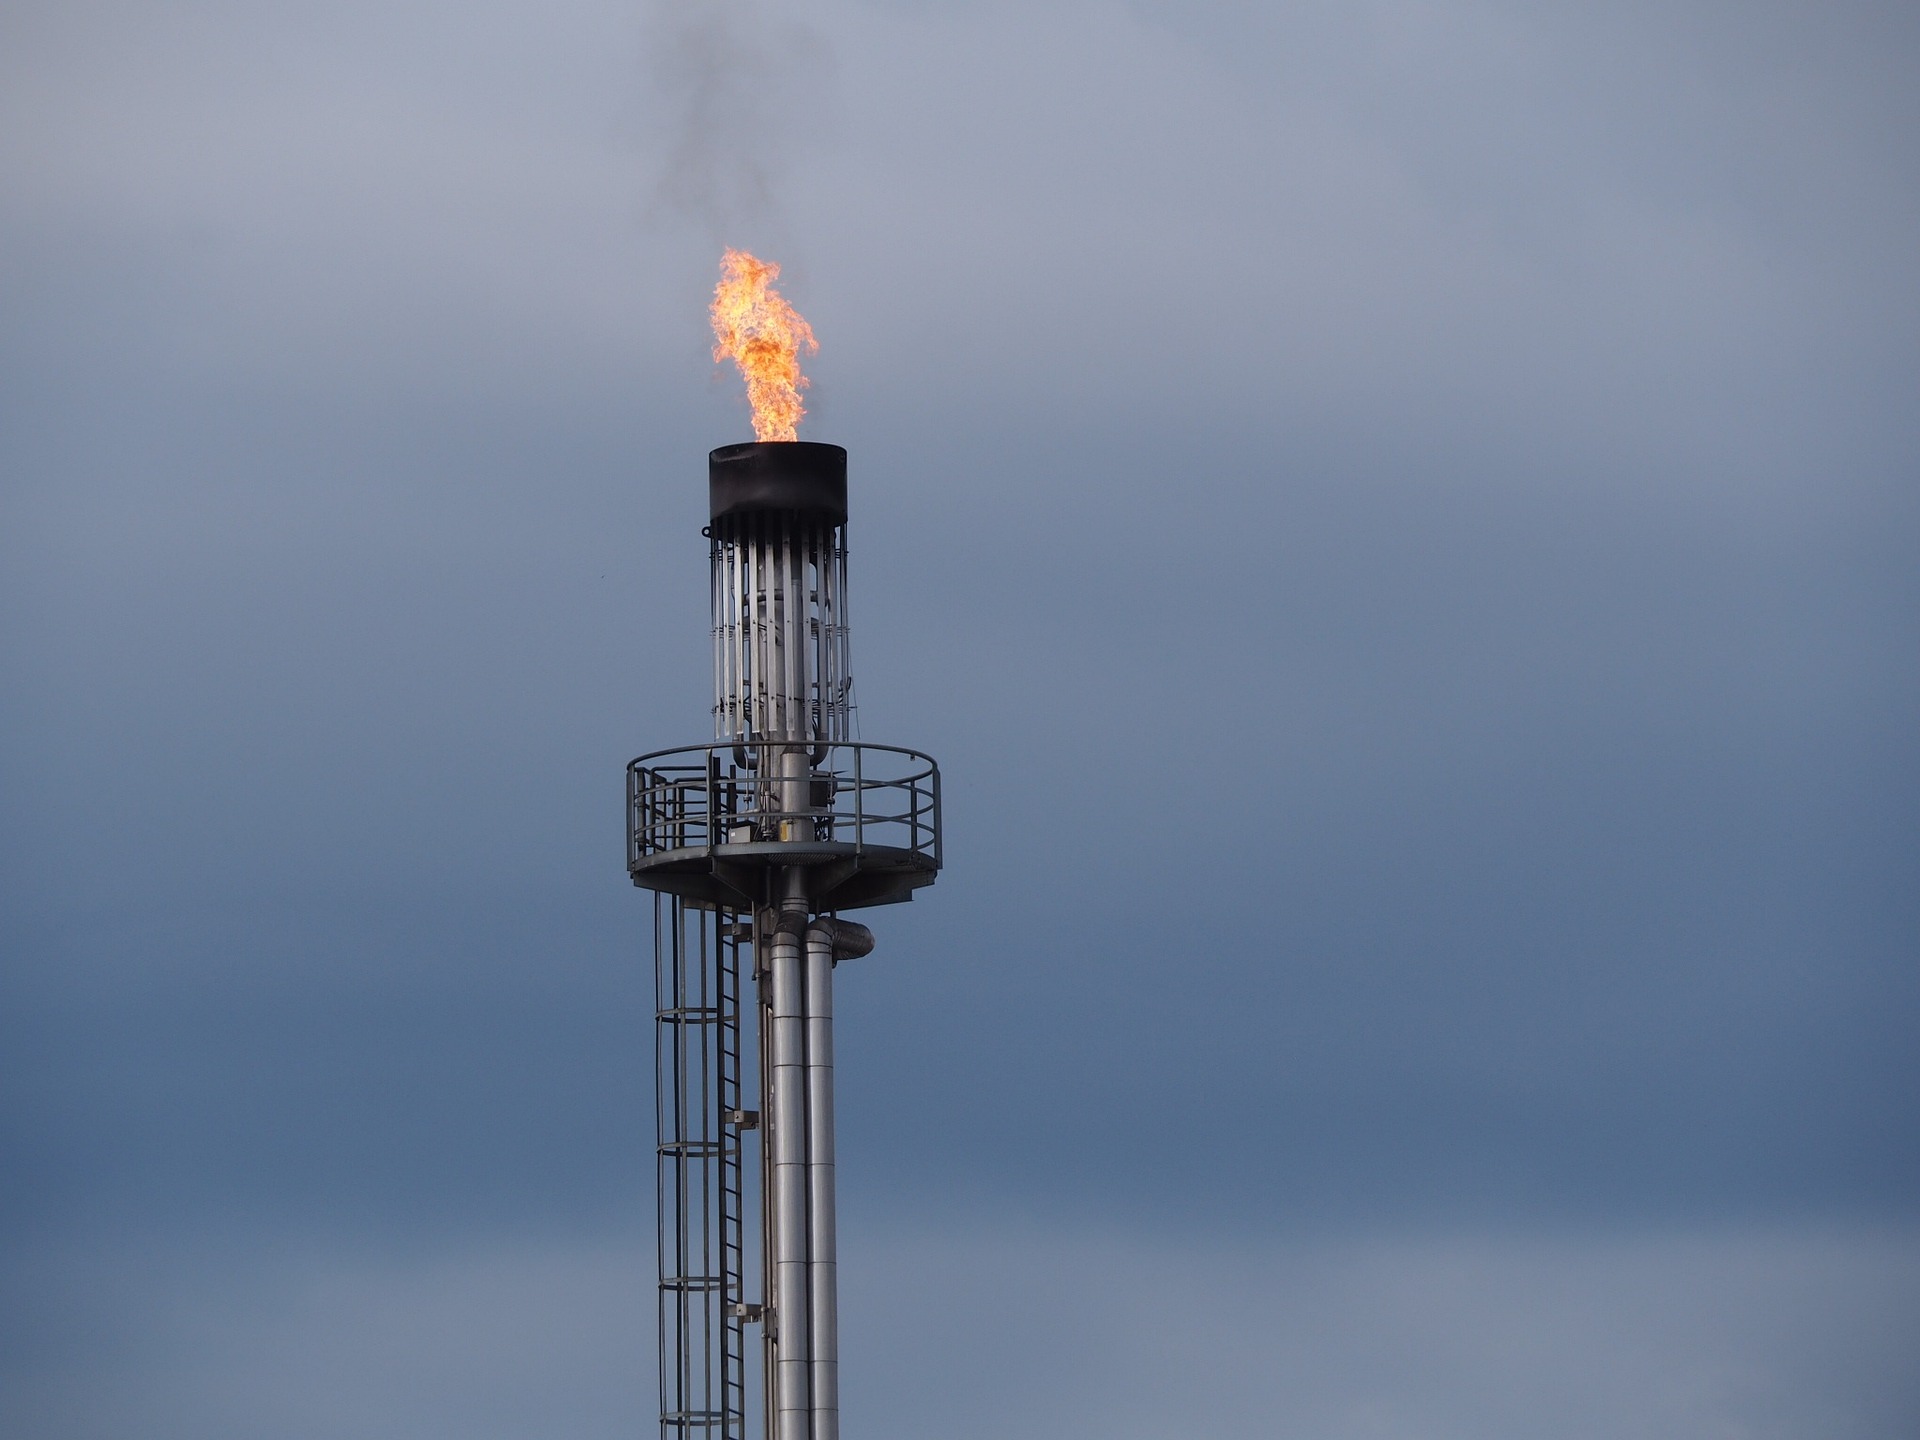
<box><xmin>708</xmin><ymin>442</ymin><xmax>848</xmax><ymax>526</ymax></box>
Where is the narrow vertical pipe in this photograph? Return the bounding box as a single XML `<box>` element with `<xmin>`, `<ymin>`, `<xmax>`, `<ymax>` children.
<box><xmin>711</xmin><ymin>533</ymin><xmax>722</xmax><ymax>739</ymax></box>
<box><xmin>803</xmin><ymin>922</ymin><xmax>839</xmax><ymax>1440</ymax></box>
<box><xmin>804</xmin><ymin>537</ymin><xmax>819</xmax><ymax>741</ymax></box>
<box><xmin>834</xmin><ymin>532</ymin><xmax>851</xmax><ymax>739</ymax></box>
<box><xmin>752</xmin><ymin>521</ymin><xmax>766</xmax><ymax>741</ymax></box>
<box><xmin>782</xmin><ymin>519</ymin><xmax>801</xmax><ymax>741</ymax></box>
<box><xmin>724</xmin><ymin>538</ymin><xmax>742</xmax><ymax>740</ymax></box>
<box><xmin>760</xmin><ymin>520</ymin><xmax>775</xmax><ymax>741</ymax></box>
<box><xmin>766</xmin><ymin>878</ymin><xmax>811</xmax><ymax>1440</ymax></box>
<box><xmin>814</xmin><ymin>535</ymin><xmax>829</xmax><ymax>742</ymax></box>
<box><xmin>778</xmin><ymin>748</ymin><xmax>808</xmax><ymax>845</ymax></box>
<box><xmin>768</xmin><ymin>519</ymin><xmax>784</xmax><ymax>739</ymax></box>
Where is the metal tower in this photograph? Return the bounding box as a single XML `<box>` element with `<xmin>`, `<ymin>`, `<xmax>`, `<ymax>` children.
<box><xmin>628</xmin><ymin>441</ymin><xmax>941</xmax><ymax>1440</ymax></box>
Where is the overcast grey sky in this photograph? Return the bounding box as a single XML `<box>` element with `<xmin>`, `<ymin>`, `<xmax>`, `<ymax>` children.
<box><xmin>3</xmin><ymin>1</ymin><xmax>1917</xmax><ymax>1436</ymax></box>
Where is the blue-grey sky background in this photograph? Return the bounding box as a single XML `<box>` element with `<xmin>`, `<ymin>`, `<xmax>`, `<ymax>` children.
<box><xmin>3</xmin><ymin>1</ymin><xmax>1917</xmax><ymax>1435</ymax></box>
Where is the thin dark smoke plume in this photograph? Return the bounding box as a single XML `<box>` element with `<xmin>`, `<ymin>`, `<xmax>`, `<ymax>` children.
<box><xmin>644</xmin><ymin>0</ymin><xmax>828</xmax><ymax>244</ymax></box>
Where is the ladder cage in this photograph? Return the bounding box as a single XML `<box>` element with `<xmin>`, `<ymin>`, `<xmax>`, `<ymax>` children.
<box><xmin>655</xmin><ymin>894</ymin><xmax>755</xmax><ymax>1439</ymax></box>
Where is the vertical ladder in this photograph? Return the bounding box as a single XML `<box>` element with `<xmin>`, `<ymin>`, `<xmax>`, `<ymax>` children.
<box><xmin>718</xmin><ymin>915</ymin><xmax>748</xmax><ymax>1438</ymax></box>
<box><xmin>655</xmin><ymin>896</ymin><xmax>747</xmax><ymax>1438</ymax></box>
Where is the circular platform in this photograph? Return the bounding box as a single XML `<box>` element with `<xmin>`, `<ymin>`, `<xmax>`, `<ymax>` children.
<box><xmin>627</xmin><ymin>741</ymin><xmax>941</xmax><ymax>912</ymax></box>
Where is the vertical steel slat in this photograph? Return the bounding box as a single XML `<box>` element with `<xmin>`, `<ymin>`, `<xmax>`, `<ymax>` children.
<box><xmin>782</xmin><ymin>519</ymin><xmax>799</xmax><ymax>741</ymax></box>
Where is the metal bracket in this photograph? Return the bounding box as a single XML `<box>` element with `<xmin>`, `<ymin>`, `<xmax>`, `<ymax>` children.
<box><xmin>725</xmin><ymin>1109</ymin><xmax>760</xmax><ymax>1129</ymax></box>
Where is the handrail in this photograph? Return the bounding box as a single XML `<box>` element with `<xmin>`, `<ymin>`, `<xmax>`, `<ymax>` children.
<box><xmin>627</xmin><ymin>741</ymin><xmax>940</xmax><ymax>870</ymax></box>
<box><xmin>629</xmin><ymin>738</ymin><xmax>936</xmax><ymax>770</ymax></box>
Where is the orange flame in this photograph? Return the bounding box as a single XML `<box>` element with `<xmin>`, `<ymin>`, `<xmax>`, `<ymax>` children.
<box><xmin>710</xmin><ymin>249</ymin><xmax>818</xmax><ymax>442</ymax></box>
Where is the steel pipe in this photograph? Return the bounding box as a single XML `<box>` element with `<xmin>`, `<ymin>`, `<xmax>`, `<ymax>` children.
<box><xmin>803</xmin><ymin>921</ymin><xmax>839</xmax><ymax>1440</ymax></box>
<box><xmin>766</xmin><ymin>886</ymin><xmax>811</xmax><ymax>1440</ymax></box>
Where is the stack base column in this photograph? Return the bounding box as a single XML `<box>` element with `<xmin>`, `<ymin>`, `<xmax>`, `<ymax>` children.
<box><xmin>767</xmin><ymin>883</ymin><xmax>811</xmax><ymax>1440</ymax></box>
<box><xmin>804</xmin><ymin>922</ymin><xmax>839</xmax><ymax>1440</ymax></box>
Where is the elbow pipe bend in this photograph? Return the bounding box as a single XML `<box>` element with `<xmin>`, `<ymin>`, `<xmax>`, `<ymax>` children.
<box><xmin>806</xmin><ymin>917</ymin><xmax>874</xmax><ymax>962</ymax></box>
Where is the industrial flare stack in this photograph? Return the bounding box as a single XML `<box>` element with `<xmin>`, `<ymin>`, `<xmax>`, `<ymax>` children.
<box><xmin>628</xmin><ymin>440</ymin><xmax>942</xmax><ymax>1440</ymax></box>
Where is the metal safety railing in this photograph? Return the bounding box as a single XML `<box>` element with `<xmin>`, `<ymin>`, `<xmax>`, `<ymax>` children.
<box><xmin>628</xmin><ymin>742</ymin><xmax>941</xmax><ymax>870</ymax></box>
